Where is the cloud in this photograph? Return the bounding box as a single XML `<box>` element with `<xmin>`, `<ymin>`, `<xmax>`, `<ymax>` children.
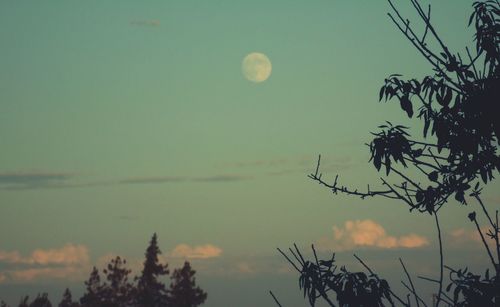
<box><xmin>0</xmin><ymin>244</ymin><xmax>91</xmax><ymax>284</ymax></box>
<box><xmin>448</xmin><ymin>227</ymin><xmax>496</xmax><ymax>251</ymax></box>
<box><xmin>316</xmin><ymin>220</ymin><xmax>429</xmax><ymax>251</ymax></box>
<box><xmin>234</xmin><ymin>261</ymin><xmax>254</xmax><ymax>274</ymax></box>
<box><xmin>192</xmin><ymin>175</ymin><xmax>251</xmax><ymax>182</ymax></box>
<box><xmin>119</xmin><ymin>174</ymin><xmax>251</xmax><ymax>185</ymax></box>
<box><xmin>130</xmin><ymin>20</ymin><xmax>160</xmax><ymax>27</ymax></box>
<box><xmin>169</xmin><ymin>244</ymin><xmax>222</xmax><ymax>259</ymax></box>
<box><xmin>0</xmin><ymin>172</ymin><xmax>73</xmax><ymax>189</ymax></box>
<box><xmin>119</xmin><ymin>176</ymin><xmax>186</xmax><ymax>184</ymax></box>
<box><xmin>8</xmin><ymin>266</ymin><xmax>86</xmax><ymax>283</ymax></box>
<box><xmin>0</xmin><ymin>244</ymin><xmax>89</xmax><ymax>265</ymax></box>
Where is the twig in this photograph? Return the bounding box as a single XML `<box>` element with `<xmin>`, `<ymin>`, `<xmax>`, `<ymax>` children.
<box><xmin>434</xmin><ymin>212</ymin><xmax>444</xmax><ymax>307</ymax></box>
<box><xmin>354</xmin><ymin>254</ymin><xmax>406</xmax><ymax>307</ymax></box>
<box><xmin>400</xmin><ymin>280</ymin><xmax>428</xmax><ymax>307</ymax></box>
<box><xmin>399</xmin><ymin>258</ymin><xmax>421</xmax><ymax>307</ymax></box>
<box><xmin>269</xmin><ymin>291</ymin><xmax>283</xmax><ymax>307</ymax></box>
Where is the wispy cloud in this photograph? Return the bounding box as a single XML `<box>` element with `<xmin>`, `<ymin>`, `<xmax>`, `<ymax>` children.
<box><xmin>191</xmin><ymin>175</ymin><xmax>251</xmax><ymax>182</ymax></box>
<box><xmin>0</xmin><ymin>170</ymin><xmax>251</xmax><ymax>190</ymax></box>
<box><xmin>169</xmin><ymin>244</ymin><xmax>222</xmax><ymax>259</ymax></box>
<box><xmin>316</xmin><ymin>220</ymin><xmax>429</xmax><ymax>251</ymax></box>
<box><xmin>119</xmin><ymin>176</ymin><xmax>186</xmax><ymax>185</ymax></box>
<box><xmin>447</xmin><ymin>227</ymin><xmax>497</xmax><ymax>251</ymax></box>
<box><xmin>130</xmin><ymin>20</ymin><xmax>160</xmax><ymax>27</ymax></box>
<box><xmin>121</xmin><ymin>174</ymin><xmax>251</xmax><ymax>185</ymax></box>
<box><xmin>0</xmin><ymin>172</ymin><xmax>74</xmax><ymax>189</ymax></box>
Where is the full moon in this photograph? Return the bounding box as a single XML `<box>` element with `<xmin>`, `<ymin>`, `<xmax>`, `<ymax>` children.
<box><xmin>242</xmin><ymin>52</ymin><xmax>272</xmax><ymax>83</ymax></box>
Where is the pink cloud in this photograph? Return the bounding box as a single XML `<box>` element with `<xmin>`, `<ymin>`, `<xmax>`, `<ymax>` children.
<box><xmin>317</xmin><ymin>219</ymin><xmax>429</xmax><ymax>251</ymax></box>
<box><xmin>0</xmin><ymin>244</ymin><xmax>90</xmax><ymax>284</ymax></box>
<box><xmin>8</xmin><ymin>266</ymin><xmax>87</xmax><ymax>283</ymax></box>
<box><xmin>448</xmin><ymin>227</ymin><xmax>496</xmax><ymax>251</ymax></box>
<box><xmin>169</xmin><ymin>244</ymin><xmax>222</xmax><ymax>259</ymax></box>
<box><xmin>0</xmin><ymin>244</ymin><xmax>89</xmax><ymax>265</ymax></box>
<box><xmin>0</xmin><ymin>251</ymin><xmax>24</xmax><ymax>264</ymax></box>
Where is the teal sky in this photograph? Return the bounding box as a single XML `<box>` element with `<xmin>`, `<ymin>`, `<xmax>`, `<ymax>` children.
<box><xmin>1</xmin><ymin>0</ymin><xmax>499</xmax><ymax>306</ymax></box>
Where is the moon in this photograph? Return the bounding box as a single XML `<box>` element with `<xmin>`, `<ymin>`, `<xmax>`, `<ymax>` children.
<box><xmin>242</xmin><ymin>52</ymin><xmax>272</xmax><ymax>83</ymax></box>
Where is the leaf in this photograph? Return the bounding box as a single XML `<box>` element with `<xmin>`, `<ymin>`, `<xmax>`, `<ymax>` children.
<box><xmin>423</xmin><ymin>118</ymin><xmax>430</xmax><ymax>137</ymax></box>
<box><xmin>468</xmin><ymin>211</ymin><xmax>476</xmax><ymax>221</ymax></box>
<box><xmin>400</xmin><ymin>96</ymin><xmax>413</xmax><ymax>118</ymax></box>
<box><xmin>446</xmin><ymin>282</ymin><xmax>453</xmax><ymax>292</ymax></box>
<box><xmin>443</xmin><ymin>87</ymin><xmax>452</xmax><ymax>106</ymax></box>
<box><xmin>455</xmin><ymin>190</ymin><xmax>465</xmax><ymax>203</ymax></box>
<box><xmin>428</xmin><ymin>171</ymin><xmax>438</xmax><ymax>182</ymax></box>
<box><xmin>379</xmin><ymin>86</ymin><xmax>385</xmax><ymax>101</ymax></box>
<box><xmin>416</xmin><ymin>191</ymin><xmax>424</xmax><ymax>202</ymax></box>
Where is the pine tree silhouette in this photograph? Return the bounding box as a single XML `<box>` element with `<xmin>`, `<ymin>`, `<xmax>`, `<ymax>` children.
<box><xmin>58</xmin><ymin>289</ymin><xmax>79</xmax><ymax>307</ymax></box>
<box><xmin>169</xmin><ymin>261</ymin><xmax>207</xmax><ymax>307</ymax></box>
<box><xmin>135</xmin><ymin>233</ymin><xmax>169</xmax><ymax>307</ymax></box>
<box><xmin>28</xmin><ymin>294</ymin><xmax>52</xmax><ymax>307</ymax></box>
<box><xmin>80</xmin><ymin>267</ymin><xmax>102</xmax><ymax>307</ymax></box>
<box><xmin>101</xmin><ymin>256</ymin><xmax>133</xmax><ymax>307</ymax></box>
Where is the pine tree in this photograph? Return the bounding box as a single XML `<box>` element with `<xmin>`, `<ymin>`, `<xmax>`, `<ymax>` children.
<box><xmin>58</xmin><ymin>289</ymin><xmax>79</xmax><ymax>307</ymax></box>
<box><xmin>28</xmin><ymin>294</ymin><xmax>52</xmax><ymax>307</ymax></box>
<box><xmin>169</xmin><ymin>261</ymin><xmax>207</xmax><ymax>307</ymax></box>
<box><xmin>101</xmin><ymin>256</ymin><xmax>133</xmax><ymax>307</ymax></box>
<box><xmin>80</xmin><ymin>267</ymin><xmax>102</xmax><ymax>307</ymax></box>
<box><xmin>18</xmin><ymin>296</ymin><xmax>29</xmax><ymax>307</ymax></box>
<box><xmin>135</xmin><ymin>233</ymin><xmax>169</xmax><ymax>307</ymax></box>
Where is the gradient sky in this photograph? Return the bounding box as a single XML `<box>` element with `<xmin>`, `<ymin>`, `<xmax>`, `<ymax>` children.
<box><xmin>1</xmin><ymin>0</ymin><xmax>499</xmax><ymax>306</ymax></box>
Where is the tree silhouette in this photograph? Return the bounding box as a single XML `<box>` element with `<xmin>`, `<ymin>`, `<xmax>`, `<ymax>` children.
<box><xmin>169</xmin><ymin>261</ymin><xmax>207</xmax><ymax>307</ymax></box>
<box><xmin>0</xmin><ymin>234</ymin><xmax>208</xmax><ymax>307</ymax></box>
<box><xmin>58</xmin><ymin>289</ymin><xmax>79</xmax><ymax>307</ymax></box>
<box><xmin>277</xmin><ymin>0</ymin><xmax>499</xmax><ymax>306</ymax></box>
<box><xmin>135</xmin><ymin>233</ymin><xmax>170</xmax><ymax>307</ymax></box>
<box><xmin>80</xmin><ymin>267</ymin><xmax>103</xmax><ymax>307</ymax></box>
<box><xmin>14</xmin><ymin>294</ymin><xmax>53</xmax><ymax>307</ymax></box>
<box><xmin>100</xmin><ymin>256</ymin><xmax>134</xmax><ymax>307</ymax></box>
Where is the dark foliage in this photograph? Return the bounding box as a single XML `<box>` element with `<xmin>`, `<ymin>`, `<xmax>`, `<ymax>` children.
<box><xmin>276</xmin><ymin>0</ymin><xmax>500</xmax><ymax>306</ymax></box>
<box><xmin>58</xmin><ymin>289</ymin><xmax>80</xmax><ymax>307</ymax></box>
<box><xmin>135</xmin><ymin>233</ymin><xmax>169</xmax><ymax>307</ymax></box>
<box><xmin>169</xmin><ymin>261</ymin><xmax>207</xmax><ymax>307</ymax></box>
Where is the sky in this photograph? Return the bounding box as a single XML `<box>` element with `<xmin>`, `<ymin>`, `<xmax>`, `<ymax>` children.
<box><xmin>0</xmin><ymin>0</ymin><xmax>499</xmax><ymax>306</ymax></box>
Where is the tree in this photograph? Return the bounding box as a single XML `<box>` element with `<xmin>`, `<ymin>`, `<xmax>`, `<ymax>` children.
<box><xmin>100</xmin><ymin>256</ymin><xmax>134</xmax><ymax>306</ymax></box>
<box><xmin>58</xmin><ymin>289</ymin><xmax>79</xmax><ymax>307</ymax></box>
<box><xmin>169</xmin><ymin>261</ymin><xmax>207</xmax><ymax>307</ymax></box>
<box><xmin>277</xmin><ymin>0</ymin><xmax>499</xmax><ymax>306</ymax></box>
<box><xmin>28</xmin><ymin>294</ymin><xmax>52</xmax><ymax>307</ymax></box>
<box><xmin>80</xmin><ymin>267</ymin><xmax>103</xmax><ymax>307</ymax></box>
<box><xmin>135</xmin><ymin>233</ymin><xmax>170</xmax><ymax>307</ymax></box>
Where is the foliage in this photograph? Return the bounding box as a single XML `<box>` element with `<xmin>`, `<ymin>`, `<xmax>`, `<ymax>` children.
<box><xmin>58</xmin><ymin>289</ymin><xmax>80</xmax><ymax>307</ymax></box>
<box><xmin>169</xmin><ymin>261</ymin><xmax>207</xmax><ymax>307</ymax></box>
<box><xmin>135</xmin><ymin>233</ymin><xmax>169</xmax><ymax>307</ymax></box>
<box><xmin>277</xmin><ymin>0</ymin><xmax>500</xmax><ymax>306</ymax></box>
